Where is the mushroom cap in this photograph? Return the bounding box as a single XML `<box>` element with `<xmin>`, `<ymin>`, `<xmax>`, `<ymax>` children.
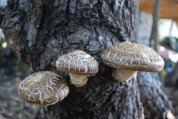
<box><xmin>18</xmin><ymin>71</ymin><xmax>69</xmax><ymax>106</ymax></box>
<box><xmin>56</xmin><ymin>50</ymin><xmax>99</xmax><ymax>75</ymax></box>
<box><xmin>101</xmin><ymin>41</ymin><xmax>164</xmax><ymax>72</ymax></box>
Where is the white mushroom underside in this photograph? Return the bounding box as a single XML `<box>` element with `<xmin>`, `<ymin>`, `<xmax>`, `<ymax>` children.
<box><xmin>112</xmin><ymin>69</ymin><xmax>137</xmax><ymax>83</ymax></box>
<box><xmin>69</xmin><ymin>73</ymin><xmax>88</xmax><ymax>87</ymax></box>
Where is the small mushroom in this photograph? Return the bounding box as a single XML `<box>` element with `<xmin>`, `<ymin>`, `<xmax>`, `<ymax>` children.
<box><xmin>56</xmin><ymin>50</ymin><xmax>99</xmax><ymax>87</ymax></box>
<box><xmin>101</xmin><ymin>41</ymin><xmax>164</xmax><ymax>83</ymax></box>
<box><xmin>18</xmin><ymin>71</ymin><xmax>69</xmax><ymax>106</ymax></box>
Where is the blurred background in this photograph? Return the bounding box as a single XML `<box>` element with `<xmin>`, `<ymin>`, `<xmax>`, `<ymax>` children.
<box><xmin>0</xmin><ymin>0</ymin><xmax>178</xmax><ymax>119</ymax></box>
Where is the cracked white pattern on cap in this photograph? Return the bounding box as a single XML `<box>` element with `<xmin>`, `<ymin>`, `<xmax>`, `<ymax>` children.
<box><xmin>101</xmin><ymin>41</ymin><xmax>164</xmax><ymax>71</ymax></box>
<box><xmin>18</xmin><ymin>71</ymin><xmax>69</xmax><ymax>106</ymax></box>
<box><xmin>56</xmin><ymin>50</ymin><xmax>99</xmax><ymax>75</ymax></box>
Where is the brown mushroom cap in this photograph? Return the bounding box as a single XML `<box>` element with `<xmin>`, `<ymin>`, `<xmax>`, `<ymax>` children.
<box><xmin>56</xmin><ymin>50</ymin><xmax>99</xmax><ymax>75</ymax></box>
<box><xmin>18</xmin><ymin>71</ymin><xmax>69</xmax><ymax>106</ymax></box>
<box><xmin>101</xmin><ymin>41</ymin><xmax>164</xmax><ymax>72</ymax></box>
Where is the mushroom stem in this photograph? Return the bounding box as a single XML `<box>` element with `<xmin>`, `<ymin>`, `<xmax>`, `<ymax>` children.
<box><xmin>112</xmin><ymin>69</ymin><xmax>137</xmax><ymax>83</ymax></box>
<box><xmin>69</xmin><ymin>73</ymin><xmax>88</xmax><ymax>87</ymax></box>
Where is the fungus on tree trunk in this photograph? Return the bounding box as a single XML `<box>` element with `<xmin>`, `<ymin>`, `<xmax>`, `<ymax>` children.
<box><xmin>101</xmin><ymin>41</ymin><xmax>164</xmax><ymax>82</ymax></box>
<box><xmin>18</xmin><ymin>71</ymin><xmax>69</xmax><ymax>106</ymax></box>
<box><xmin>56</xmin><ymin>50</ymin><xmax>99</xmax><ymax>87</ymax></box>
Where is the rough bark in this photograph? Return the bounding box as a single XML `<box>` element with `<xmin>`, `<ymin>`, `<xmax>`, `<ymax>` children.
<box><xmin>41</xmin><ymin>77</ymin><xmax>144</xmax><ymax>119</ymax></box>
<box><xmin>138</xmin><ymin>72</ymin><xmax>174</xmax><ymax>119</ymax></box>
<box><xmin>166</xmin><ymin>62</ymin><xmax>178</xmax><ymax>87</ymax></box>
<box><xmin>0</xmin><ymin>0</ymin><xmax>174</xmax><ymax>119</ymax></box>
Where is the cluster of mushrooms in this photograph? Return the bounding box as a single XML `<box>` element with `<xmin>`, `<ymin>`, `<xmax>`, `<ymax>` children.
<box><xmin>18</xmin><ymin>41</ymin><xmax>164</xmax><ymax>106</ymax></box>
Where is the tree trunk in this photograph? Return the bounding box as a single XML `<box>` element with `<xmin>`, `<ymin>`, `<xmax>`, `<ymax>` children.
<box><xmin>149</xmin><ymin>0</ymin><xmax>162</xmax><ymax>51</ymax></box>
<box><xmin>166</xmin><ymin>62</ymin><xmax>178</xmax><ymax>87</ymax></box>
<box><xmin>137</xmin><ymin>72</ymin><xmax>174</xmax><ymax>119</ymax></box>
<box><xmin>1</xmin><ymin>0</ymin><xmax>174</xmax><ymax>119</ymax></box>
